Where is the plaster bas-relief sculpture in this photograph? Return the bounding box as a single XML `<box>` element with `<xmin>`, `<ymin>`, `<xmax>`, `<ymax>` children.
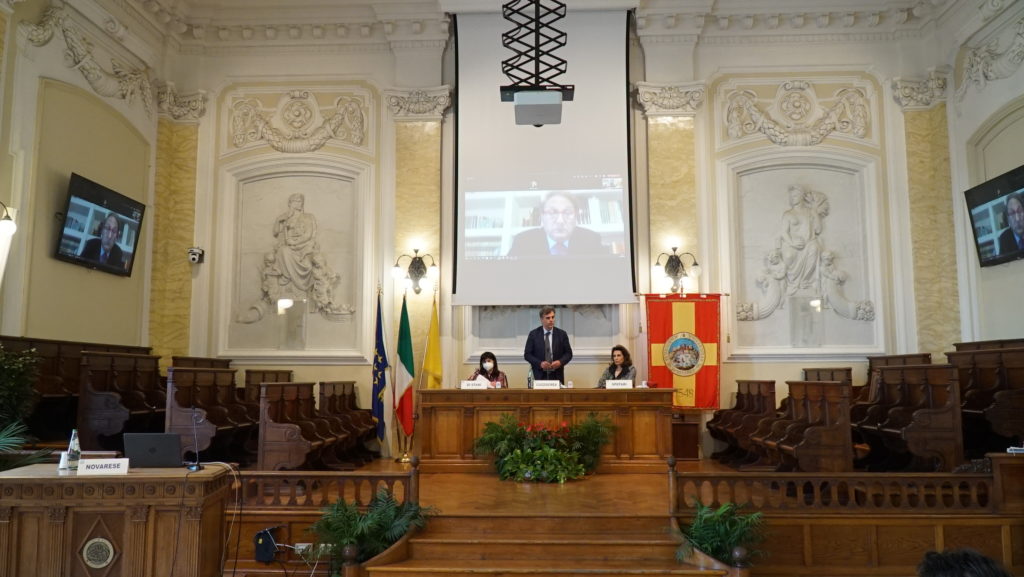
<box><xmin>725</xmin><ymin>80</ymin><xmax>869</xmax><ymax>147</ymax></box>
<box><xmin>23</xmin><ymin>7</ymin><xmax>154</xmax><ymax>115</ymax></box>
<box><xmin>156</xmin><ymin>81</ymin><xmax>207</xmax><ymax>121</ymax></box>
<box><xmin>735</xmin><ymin>170</ymin><xmax>876</xmax><ymax>350</ymax></box>
<box><xmin>237</xmin><ymin>192</ymin><xmax>354</xmax><ymax>324</ymax></box>
<box><xmin>230</xmin><ymin>89</ymin><xmax>367</xmax><ymax>153</ymax></box>
<box><xmin>229</xmin><ymin>176</ymin><xmax>357</xmax><ymax>352</ymax></box>
<box><xmin>955</xmin><ymin>17</ymin><xmax>1024</xmax><ymax>104</ymax></box>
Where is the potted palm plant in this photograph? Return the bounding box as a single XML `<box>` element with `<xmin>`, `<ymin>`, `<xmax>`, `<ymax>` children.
<box><xmin>307</xmin><ymin>488</ymin><xmax>434</xmax><ymax>576</ymax></box>
<box><xmin>0</xmin><ymin>346</ymin><xmax>48</xmax><ymax>471</ymax></box>
<box><xmin>674</xmin><ymin>499</ymin><xmax>765</xmax><ymax>577</ymax></box>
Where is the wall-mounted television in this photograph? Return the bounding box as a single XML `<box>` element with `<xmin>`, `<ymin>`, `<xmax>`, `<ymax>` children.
<box><xmin>965</xmin><ymin>163</ymin><xmax>1024</xmax><ymax>268</ymax></box>
<box><xmin>54</xmin><ymin>173</ymin><xmax>145</xmax><ymax>277</ymax></box>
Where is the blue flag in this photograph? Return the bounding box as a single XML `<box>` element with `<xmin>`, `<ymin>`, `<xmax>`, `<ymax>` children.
<box><xmin>371</xmin><ymin>291</ymin><xmax>390</xmax><ymax>442</ymax></box>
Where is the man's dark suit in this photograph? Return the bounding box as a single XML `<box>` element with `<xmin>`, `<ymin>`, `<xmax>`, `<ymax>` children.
<box><xmin>524</xmin><ymin>325</ymin><xmax>573</xmax><ymax>383</ymax></box>
<box><xmin>80</xmin><ymin>238</ymin><xmax>125</xmax><ymax>269</ymax></box>
<box><xmin>997</xmin><ymin>228</ymin><xmax>1023</xmax><ymax>256</ymax></box>
<box><xmin>507</xmin><ymin>227</ymin><xmax>606</xmax><ymax>257</ymax></box>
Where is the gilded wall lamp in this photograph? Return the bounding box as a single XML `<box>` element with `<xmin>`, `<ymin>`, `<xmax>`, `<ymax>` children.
<box><xmin>392</xmin><ymin>249</ymin><xmax>439</xmax><ymax>294</ymax></box>
<box><xmin>653</xmin><ymin>247</ymin><xmax>701</xmax><ymax>293</ymax></box>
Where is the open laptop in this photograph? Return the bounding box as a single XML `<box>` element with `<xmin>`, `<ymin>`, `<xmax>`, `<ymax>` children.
<box><xmin>123</xmin><ymin>433</ymin><xmax>184</xmax><ymax>468</ymax></box>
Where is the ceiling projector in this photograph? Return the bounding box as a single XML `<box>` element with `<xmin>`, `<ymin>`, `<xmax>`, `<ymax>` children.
<box><xmin>513</xmin><ymin>90</ymin><xmax>564</xmax><ymax>126</ymax></box>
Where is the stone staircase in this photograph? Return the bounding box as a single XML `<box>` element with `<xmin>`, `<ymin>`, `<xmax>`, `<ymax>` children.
<box><xmin>365</xmin><ymin>514</ymin><xmax>725</xmax><ymax>577</ymax></box>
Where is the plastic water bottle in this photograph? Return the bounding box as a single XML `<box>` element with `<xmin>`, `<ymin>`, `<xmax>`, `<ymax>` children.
<box><xmin>527</xmin><ymin>367</ymin><xmax>534</xmax><ymax>389</ymax></box>
<box><xmin>67</xmin><ymin>429</ymin><xmax>81</xmax><ymax>471</ymax></box>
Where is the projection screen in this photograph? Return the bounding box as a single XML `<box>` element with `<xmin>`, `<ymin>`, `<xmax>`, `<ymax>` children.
<box><xmin>453</xmin><ymin>10</ymin><xmax>635</xmax><ymax>306</ymax></box>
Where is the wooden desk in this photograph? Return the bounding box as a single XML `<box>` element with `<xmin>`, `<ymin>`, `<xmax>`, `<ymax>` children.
<box><xmin>418</xmin><ymin>388</ymin><xmax>674</xmax><ymax>473</ymax></box>
<box><xmin>0</xmin><ymin>463</ymin><xmax>232</xmax><ymax>577</ymax></box>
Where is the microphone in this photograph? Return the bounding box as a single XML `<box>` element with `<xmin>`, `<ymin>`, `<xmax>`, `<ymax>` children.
<box><xmin>186</xmin><ymin>407</ymin><xmax>204</xmax><ymax>472</ymax></box>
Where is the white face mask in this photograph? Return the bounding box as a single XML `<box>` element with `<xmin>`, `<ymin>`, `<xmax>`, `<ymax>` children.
<box><xmin>483</xmin><ymin>361</ymin><xmax>494</xmax><ymax>371</ymax></box>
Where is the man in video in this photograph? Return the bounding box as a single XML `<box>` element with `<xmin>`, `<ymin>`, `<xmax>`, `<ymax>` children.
<box><xmin>997</xmin><ymin>192</ymin><xmax>1024</xmax><ymax>256</ymax></box>
<box><xmin>80</xmin><ymin>213</ymin><xmax>125</xmax><ymax>269</ymax></box>
<box><xmin>506</xmin><ymin>191</ymin><xmax>606</xmax><ymax>257</ymax></box>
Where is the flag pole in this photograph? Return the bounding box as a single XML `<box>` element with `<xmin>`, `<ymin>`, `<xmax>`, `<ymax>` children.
<box><xmin>393</xmin><ymin>288</ymin><xmax>413</xmax><ymax>464</ymax></box>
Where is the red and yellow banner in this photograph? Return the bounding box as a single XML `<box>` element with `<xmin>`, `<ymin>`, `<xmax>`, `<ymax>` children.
<box><xmin>645</xmin><ymin>294</ymin><xmax>721</xmax><ymax>408</ymax></box>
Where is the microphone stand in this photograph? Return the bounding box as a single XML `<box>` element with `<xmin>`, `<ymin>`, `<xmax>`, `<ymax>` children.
<box><xmin>187</xmin><ymin>407</ymin><xmax>204</xmax><ymax>472</ymax></box>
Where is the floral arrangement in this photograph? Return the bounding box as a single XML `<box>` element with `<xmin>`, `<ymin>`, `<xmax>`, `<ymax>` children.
<box><xmin>473</xmin><ymin>413</ymin><xmax>614</xmax><ymax>483</ymax></box>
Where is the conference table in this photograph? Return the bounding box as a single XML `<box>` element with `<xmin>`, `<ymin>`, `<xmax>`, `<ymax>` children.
<box><xmin>417</xmin><ymin>387</ymin><xmax>675</xmax><ymax>473</ymax></box>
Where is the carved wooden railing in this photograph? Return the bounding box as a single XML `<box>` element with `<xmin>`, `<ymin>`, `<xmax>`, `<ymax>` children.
<box><xmin>236</xmin><ymin>464</ymin><xmax>419</xmax><ymax>509</ymax></box>
<box><xmin>224</xmin><ymin>460</ymin><xmax>420</xmax><ymax>577</ymax></box>
<box><xmin>668</xmin><ymin>457</ymin><xmax>994</xmax><ymax>515</ymax></box>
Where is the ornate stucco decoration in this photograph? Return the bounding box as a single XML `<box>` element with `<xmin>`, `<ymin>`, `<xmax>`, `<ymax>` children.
<box><xmin>725</xmin><ymin>80</ymin><xmax>869</xmax><ymax>146</ymax></box>
<box><xmin>384</xmin><ymin>86</ymin><xmax>451</xmax><ymax>121</ymax></box>
<box><xmin>635</xmin><ymin>81</ymin><xmax>705</xmax><ymax>117</ymax></box>
<box><xmin>0</xmin><ymin>0</ymin><xmax>30</xmax><ymax>11</ymax></box>
<box><xmin>737</xmin><ymin>184</ymin><xmax>874</xmax><ymax>322</ymax></box>
<box><xmin>955</xmin><ymin>17</ymin><xmax>1024</xmax><ymax>103</ymax></box>
<box><xmin>156</xmin><ymin>82</ymin><xmax>207</xmax><ymax>121</ymax></box>
<box><xmin>230</xmin><ymin>90</ymin><xmax>367</xmax><ymax>153</ymax></box>
<box><xmin>22</xmin><ymin>8</ymin><xmax>154</xmax><ymax>115</ymax></box>
<box><xmin>892</xmin><ymin>69</ymin><xmax>949</xmax><ymax>109</ymax></box>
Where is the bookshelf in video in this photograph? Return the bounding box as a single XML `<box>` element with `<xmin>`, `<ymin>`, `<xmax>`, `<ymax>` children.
<box><xmin>465</xmin><ymin>188</ymin><xmax>625</xmax><ymax>257</ymax></box>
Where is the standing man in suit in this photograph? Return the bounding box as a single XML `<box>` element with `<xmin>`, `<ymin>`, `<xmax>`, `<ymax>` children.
<box><xmin>79</xmin><ymin>213</ymin><xmax>125</xmax><ymax>269</ymax></box>
<box><xmin>997</xmin><ymin>193</ymin><xmax>1024</xmax><ymax>256</ymax></box>
<box><xmin>507</xmin><ymin>192</ymin><xmax>606</xmax><ymax>257</ymax></box>
<box><xmin>524</xmin><ymin>306</ymin><xmax>573</xmax><ymax>384</ymax></box>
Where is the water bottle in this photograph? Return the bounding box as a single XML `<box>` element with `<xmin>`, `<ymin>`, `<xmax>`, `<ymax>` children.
<box><xmin>527</xmin><ymin>367</ymin><xmax>534</xmax><ymax>389</ymax></box>
<box><xmin>67</xmin><ymin>429</ymin><xmax>81</xmax><ymax>471</ymax></box>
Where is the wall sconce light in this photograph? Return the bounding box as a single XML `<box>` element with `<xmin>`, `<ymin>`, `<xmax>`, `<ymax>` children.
<box><xmin>391</xmin><ymin>249</ymin><xmax>438</xmax><ymax>294</ymax></box>
<box><xmin>0</xmin><ymin>200</ymin><xmax>16</xmax><ymax>237</ymax></box>
<box><xmin>653</xmin><ymin>247</ymin><xmax>701</xmax><ymax>293</ymax></box>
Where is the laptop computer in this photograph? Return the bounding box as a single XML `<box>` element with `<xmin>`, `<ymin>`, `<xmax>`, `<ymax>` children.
<box><xmin>123</xmin><ymin>433</ymin><xmax>184</xmax><ymax>468</ymax></box>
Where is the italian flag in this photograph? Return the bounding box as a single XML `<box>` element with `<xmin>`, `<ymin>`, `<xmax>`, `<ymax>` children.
<box><xmin>395</xmin><ymin>295</ymin><xmax>415</xmax><ymax>436</ymax></box>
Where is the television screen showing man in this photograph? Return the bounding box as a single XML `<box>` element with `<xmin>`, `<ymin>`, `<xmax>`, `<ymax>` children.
<box><xmin>507</xmin><ymin>192</ymin><xmax>606</xmax><ymax>257</ymax></box>
<box><xmin>79</xmin><ymin>213</ymin><xmax>126</xmax><ymax>270</ymax></box>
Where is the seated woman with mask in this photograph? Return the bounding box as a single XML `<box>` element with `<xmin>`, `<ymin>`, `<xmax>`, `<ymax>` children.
<box><xmin>468</xmin><ymin>351</ymin><xmax>508</xmax><ymax>389</ymax></box>
<box><xmin>596</xmin><ymin>345</ymin><xmax>636</xmax><ymax>388</ymax></box>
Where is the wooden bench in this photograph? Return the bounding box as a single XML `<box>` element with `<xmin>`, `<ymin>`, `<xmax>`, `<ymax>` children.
<box><xmin>708</xmin><ymin>380</ymin><xmax>775</xmax><ymax>464</ymax></box>
<box><xmin>746</xmin><ymin>382</ymin><xmax>814</xmax><ymax>470</ymax></box>
<box><xmin>953</xmin><ymin>338</ymin><xmax>1024</xmax><ymax>351</ymax></box>
<box><xmin>0</xmin><ymin>335</ymin><xmax>150</xmax><ymax>442</ymax></box>
<box><xmin>319</xmin><ymin>381</ymin><xmax>376</xmax><ymax>449</ymax></box>
<box><xmin>778</xmin><ymin>381</ymin><xmax>853</xmax><ymax>472</ymax></box>
<box><xmin>945</xmin><ymin>346</ymin><xmax>1024</xmax><ymax>456</ymax></box>
<box><xmin>243</xmin><ymin>369</ymin><xmax>294</xmax><ymax>404</ymax></box>
<box><xmin>170</xmin><ymin>356</ymin><xmax>232</xmax><ymax>368</ymax></box>
<box><xmin>857</xmin><ymin>365</ymin><xmax>963</xmax><ymax>471</ymax></box>
<box><xmin>165</xmin><ymin>367</ymin><xmax>255</xmax><ymax>464</ymax></box>
<box><xmin>76</xmin><ymin>351</ymin><xmax>164</xmax><ymax>450</ymax></box>
<box><xmin>258</xmin><ymin>382</ymin><xmax>345</xmax><ymax>470</ymax></box>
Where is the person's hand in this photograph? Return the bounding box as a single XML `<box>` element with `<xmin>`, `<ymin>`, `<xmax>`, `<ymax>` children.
<box><xmin>540</xmin><ymin>361</ymin><xmax>551</xmax><ymax>371</ymax></box>
<box><xmin>550</xmin><ymin>360</ymin><xmax>561</xmax><ymax>370</ymax></box>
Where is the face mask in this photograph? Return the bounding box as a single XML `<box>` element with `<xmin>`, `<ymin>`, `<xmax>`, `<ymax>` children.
<box><xmin>483</xmin><ymin>361</ymin><xmax>494</xmax><ymax>371</ymax></box>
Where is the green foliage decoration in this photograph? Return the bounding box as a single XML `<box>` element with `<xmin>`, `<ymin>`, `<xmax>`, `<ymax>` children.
<box><xmin>473</xmin><ymin>413</ymin><xmax>615</xmax><ymax>483</ymax></box>
<box><xmin>0</xmin><ymin>345</ymin><xmax>40</xmax><ymax>428</ymax></box>
<box><xmin>0</xmin><ymin>422</ymin><xmax>50</xmax><ymax>472</ymax></box>
<box><xmin>675</xmin><ymin>498</ymin><xmax>765</xmax><ymax>568</ymax></box>
<box><xmin>307</xmin><ymin>488</ymin><xmax>435</xmax><ymax>575</ymax></box>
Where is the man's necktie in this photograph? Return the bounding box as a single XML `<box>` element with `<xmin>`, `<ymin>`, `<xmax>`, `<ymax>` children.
<box><xmin>544</xmin><ymin>331</ymin><xmax>553</xmax><ymax>363</ymax></box>
<box><xmin>551</xmin><ymin>241</ymin><xmax>568</xmax><ymax>256</ymax></box>
<box><xmin>100</xmin><ymin>250</ymin><xmax>108</xmax><ymax>264</ymax></box>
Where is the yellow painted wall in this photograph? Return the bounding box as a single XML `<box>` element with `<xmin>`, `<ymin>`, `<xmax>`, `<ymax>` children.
<box><xmin>905</xmin><ymin>103</ymin><xmax>959</xmax><ymax>357</ymax></box>
<box><xmin>150</xmin><ymin>118</ymin><xmax>198</xmax><ymax>366</ymax></box>
<box><xmin>25</xmin><ymin>80</ymin><xmax>149</xmax><ymax>343</ymax></box>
